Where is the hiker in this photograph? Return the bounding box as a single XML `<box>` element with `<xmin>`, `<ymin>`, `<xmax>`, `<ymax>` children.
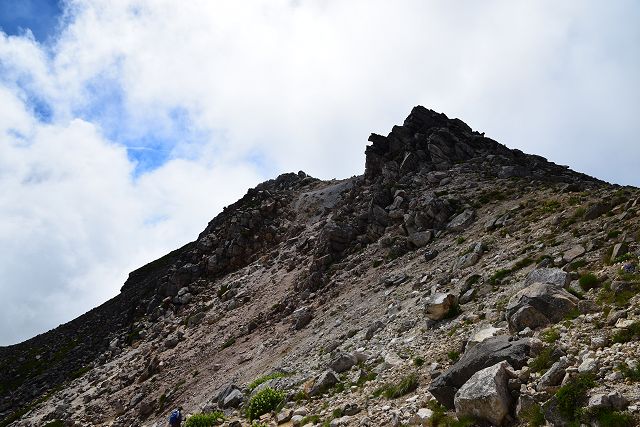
<box><xmin>168</xmin><ymin>406</ymin><xmax>183</xmax><ymax>426</ymax></box>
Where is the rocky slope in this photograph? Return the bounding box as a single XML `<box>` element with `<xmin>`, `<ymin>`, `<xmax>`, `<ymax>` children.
<box><xmin>2</xmin><ymin>106</ymin><xmax>639</xmax><ymax>427</ymax></box>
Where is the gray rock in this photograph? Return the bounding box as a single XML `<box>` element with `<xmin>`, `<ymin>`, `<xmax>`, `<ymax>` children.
<box><xmin>425</xmin><ymin>292</ymin><xmax>458</xmax><ymax>320</ymax></box>
<box><xmin>409</xmin><ymin>230</ymin><xmax>433</xmax><ymax>248</ymax></box>
<box><xmin>365</xmin><ymin>320</ymin><xmax>384</xmax><ymax>340</ymax></box>
<box><xmin>506</xmin><ymin>283</ymin><xmax>579</xmax><ymax>332</ymax></box>
<box><xmin>611</xmin><ymin>242</ymin><xmax>629</xmax><ymax>261</ymax></box>
<box><xmin>577</xmin><ymin>358</ymin><xmax>598</xmax><ymax>373</ymax></box>
<box><xmin>584</xmin><ymin>202</ymin><xmax>610</xmax><ymax>220</ymax></box>
<box><xmin>537</xmin><ymin>357</ymin><xmax>569</xmax><ymax>390</ymax></box>
<box><xmin>217</xmin><ymin>384</ymin><xmax>243</xmax><ymax>408</ymax></box>
<box><xmin>524</xmin><ymin>268</ymin><xmax>570</xmax><ymax>287</ymax></box>
<box><xmin>466</xmin><ymin>326</ymin><xmax>503</xmax><ymax>350</ymax></box>
<box><xmin>563</xmin><ymin>245</ymin><xmax>585</xmax><ymax>263</ymax></box>
<box><xmin>447</xmin><ymin>209</ymin><xmax>475</xmax><ymax>231</ymax></box>
<box><xmin>454</xmin><ymin>361</ymin><xmax>513</xmax><ymax>426</ymax></box>
<box><xmin>293</xmin><ymin>306</ymin><xmax>313</xmax><ymax>330</ymax></box>
<box><xmin>455</xmin><ymin>243</ymin><xmax>484</xmax><ymax>270</ymax></box>
<box><xmin>424</xmin><ymin>249</ymin><xmax>439</xmax><ymax>262</ymax></box>
<box><xmin>329</xmin><ymin>353</ymin><xmax>358</xmax><ymax>373</ymax></box>
<box><xmin>309</xmin><ymin>370</ymin><xmax>339</xmax><ymax>396</ymax></box>
<box><xmin>428</xmin><ymin>336</ymin><xmax>532</xmax><ymax>409</ymax></box>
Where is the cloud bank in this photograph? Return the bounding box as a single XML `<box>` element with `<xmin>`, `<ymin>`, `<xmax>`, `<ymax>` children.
<box><xmin>0</xmin><ymin>0</ymin><xmax>638</xmax><ymax>345</ymax></box>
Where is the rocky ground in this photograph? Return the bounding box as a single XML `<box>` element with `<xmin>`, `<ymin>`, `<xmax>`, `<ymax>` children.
<box><xmin>2</xmin><ymin>107</ymin><xmax>639</xmax><ymax>427</ymax></box>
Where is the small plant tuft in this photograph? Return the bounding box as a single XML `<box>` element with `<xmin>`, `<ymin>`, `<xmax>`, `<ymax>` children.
<box><xmin>373</xmin><ymin>373</ymin><xmax>418</xmax><ymax>399</ymax></box>
<box><xmin>245</xmin><ymin>387</ymin><xmax>285</xmax><ymax>421</ymax></box>
<box><xmin>184</xmin><ymin>412</ymin><xmax>225</xmax><ymax>427</ymax></box>
<box><xmin>247</xmin><ymin>372</ymin><xmax>289</xmax><ymax>392</ymax></box>
<box><xmin>578</xmin><ymin>273</ymin><xmax>599</xmax><ymax>291</ymax></box>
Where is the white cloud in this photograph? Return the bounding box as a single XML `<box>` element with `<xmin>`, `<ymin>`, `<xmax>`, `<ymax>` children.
<box><xmin>0</xmin><ymin>0</ymin><xmax>638</xmax><ymax>344</ymax></box>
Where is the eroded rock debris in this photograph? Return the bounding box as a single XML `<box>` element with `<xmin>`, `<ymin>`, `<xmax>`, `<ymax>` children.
<box><xmin>2</xmin><ymin>106</ymin><xmax>640</xmax><ymax>426</ymax></box>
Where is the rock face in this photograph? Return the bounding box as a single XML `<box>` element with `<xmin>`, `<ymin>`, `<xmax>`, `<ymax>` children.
<box><xmin>6</xmin><ymin>106</ymin><xmax>639</xmax><ymax>427</ymax></box>
<box><xmin>454</xmin><ymin>361</ymin><xmax>513</xmax><ymax>426</ymax></box>
<box><xmin>506</xmin><ymin>283</ymin><xmax>579</xmax><ymax>331</ymax></box>
<box><xmin>428</xmin><ymin>336</ymin><xmax>532</xmax><ymax>408</ymax></box>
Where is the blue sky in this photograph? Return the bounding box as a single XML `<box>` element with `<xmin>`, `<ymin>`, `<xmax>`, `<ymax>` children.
<box><xmin>0</xmin><ymin>0</ymin><xmax>63</xmax><ymax>42</ymax></box>
<box><xmin>0</xmin><ymin>0</ymin><xmax>638</xmax><ymax>346</ymax></box>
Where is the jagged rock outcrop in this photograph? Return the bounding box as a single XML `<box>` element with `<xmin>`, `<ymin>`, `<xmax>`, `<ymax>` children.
<box><xmin>2</xmin><ymin>106</ymin><xmax>639</xmax><ymax>427</ymax></box>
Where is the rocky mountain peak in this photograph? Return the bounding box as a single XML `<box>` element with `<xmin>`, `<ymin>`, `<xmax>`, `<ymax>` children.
<box><xmin>2</xmin><ymin>107</ymin><xmax>639</xmax><ymax>427</ymax></box>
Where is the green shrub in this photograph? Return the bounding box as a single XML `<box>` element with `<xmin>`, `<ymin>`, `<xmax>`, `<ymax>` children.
<box><xmin>587</xmin><ymin>407</ymin><xmax>636</xmax><ymax>427</ymax></box>
<box><xmin>578</xmin><ymin>273</ymin><xmax>599</xmax><ymax>291</ymax></box>
<box><xmin>530</xmin><ymin>347</ymin><xmax>554</xmax><ymax>373</ymax></box>
<box><xmin>618</xmin><ymin>361</ymin><xmax>640</xmax><ymax>381</ymax></box>
<box><xmin>247</xmin><ymin>372</ymin><xmax>289</xmax><ymax>392</ymax></box>
<box><xmin>413</xmin><ymin>356</ymin><xmax>425</xmax><ymax>367</ymax></box>
<box><xmin>554</xmin><ymin>373</ymin><xmax>595</xmax><ymax>421</ymax></box>
<box><xmin>447</xmin><ymin>351</ymin><xmax>460</xmax><ymax>362</ymax></box>
<box><xmin>373</xmin><ymin>373</ymin><xmax>418</xmax><ymax>399</ymax></box>
<box><xmin>612</xmin><ymin>322</ymin><xmax>640</xmax><ymax>343</ymax></box>
<box><xmin>221</xmin><ymin>337</ymin><xmax>236</xmax><ymax>349</ymax></box>
<box><xmin>184</xmin><ymin>412</ymin><xmax>225</xmax><ymax>427</ymax></box>
<box><xmin>426</xmin><ymin>400</ymin><xmax>475</xmax><ymax>426</ymax></box>
<box><xmin>245</xmin><ymin>387</ymin><xmax>285</xmax><ymax>421</ymax></box>
<box><xmin>568</xmin><ymin>259</ymin><xmax>587</xmax><ymax>271</ymax></box>
<box><xmin>541</xmin><ymin>328</ymin><xmax>560</xmax><ymax>343</ymax></box>
<box><xmin>520</xmin><ymin>403</ymin><xmax>545</xmax><ymax>427</ymax></box>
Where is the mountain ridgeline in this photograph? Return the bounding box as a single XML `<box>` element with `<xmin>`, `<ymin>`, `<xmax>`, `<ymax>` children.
<box><xmin>2</xmin><ymin>107</ymin><xmax>639</xmax><ymax>427</ymax></box>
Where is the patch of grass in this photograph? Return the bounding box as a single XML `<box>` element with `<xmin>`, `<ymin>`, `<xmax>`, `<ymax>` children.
<box><xmin>184</xmin><ymin>412</ymin><xmax>225</xmax><ymax>427</ymax></box>
<box><xmin>70</xmin><ymin>365</ymin><xmax>91</xmax><ymax>379</ymax></box>
<box><xmin>568</xmin><ymin>259</ymin><xmax>587</xmax><ymax>271</ymax></box>
<box><xmin>478</xmin><ymin>190</ymin><xmax>506</xmax><ymax>205</ymax></box>
<box><xmin>299</xmin><ymin>415</ymin><xmax>321</xmax><ymax>425</ymax></box>
<box><xmin>586</xmin><ymin>407</ymin><xmax>636</xmax><ymax>427</ymax></box>
<box><xmin>456</xmin><ymin>236</ymin><xmax>466</xmax><ymax>245</ymax></box>
<box><xmin>220</xmin><ymin>337</ymin><xmax>236</xmax><ymax>349</ymax></box>
<box><xmin>447</xmin><ymin>351</ymin><xmax>460</xmax><ymax>362</ymax></box>
<box><xmin>554</xmin><ymin>373</ymin><xmax>595</xmax><ymax>422</ymax></box>
<box><xmin>614</xmin><ymin>253</ymin><xmax>636</xmax><ymax>263</ymax></box>
<box><xmin>597</xmin><ymin>282</ymin><xmax>638</xmax><ymax>307</ymax></box>
<box><xmin>489</xmin><ymin>257</ymin><xmax>534</xmax><ymax>285</ymax></box>
<box><xmin>607</xmin><ymin>230</ymin><xmax>622</xmax><ymax>239</ymax></box>
<box><xmin>541</xmin><ymin>328</ymin><xmax>560</xmax><ymax>343</ymax></box>
<box><xmin>426</xmin><ymin>401</ymin><xmax>475</xmax><ymax>427</ymax></box>
<box><xmin>578</xmin><ymin>273</ymin><xmax>599</xmax><ymax>291</ymax></box>
<box><xmin>247</xmin><ymin>372</ymin><xmax>289</xmax><ymax>392</ymax></box>
<box><xmin>611</xmin><ymin>322</ymin><xmax>640</xmax><ymax>344</ymax></box>
<box><xmin>541</xmin><ymin>200</ymin><xmax>562</xmax><ymax>213</ymax></box>
<box><xmin>245</xmin><ymin>387</ymin><xmax>286</xmax><ymax>421</ymax></box>
<box><xmin>563</xmin><ymin>307</ymin><xmax>581</xmax><ymax>321</ymax></box>
<box><xmin>520</xmin><ymin>403</ymin><xmax>545</xmax><ymax>427</ymax></box>
<box><xmin>413</xmin><ymin>356</ymin><xmax>425</xmax><ymax>367</ymax></box>
<box><xmin>356</xmin><ymin>371</ymin><xmax>377</xmax><ymax>387</ymax></box>
<box><xmin>530</xmin><ymin>347</ymin><xmax>555</xmax><ymax>373</ymax></box>
<box><xmin>618</xmin><ymin>361</ymin><xmax>640</xmax><ymax>381</ymax></box>
<box><xmin>373</xmin><ymin>373</ymin><xmax>418</xmax><ymax>399</ymax></box>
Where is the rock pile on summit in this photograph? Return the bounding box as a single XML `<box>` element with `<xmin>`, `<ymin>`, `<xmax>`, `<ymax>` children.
<box><xmin>2</xmin><ymin>106</ymin><xmax>639</xmax><ymax>427</ymax></box>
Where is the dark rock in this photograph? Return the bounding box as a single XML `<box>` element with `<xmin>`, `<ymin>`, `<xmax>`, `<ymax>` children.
<box><xmin>506</xmin><ymin>283</ymin><xmax>579</xmax><ymax>332</ymax></box>
<box><xmin>428</xmin><ymin>336</ymin><xmax>532</xmax><ymax>408</ymax></box>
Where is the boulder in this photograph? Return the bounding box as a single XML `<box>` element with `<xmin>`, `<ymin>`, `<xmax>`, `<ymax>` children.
<box><xmin>329</xmin><ymin>353</ymin><xmax>358</xmax><ymax>373</ymax></box>
<box><xmin>309</xmin><ymin>370</ymin><xmax>339</xmax><ymax>396</ymax></box>
<box><xmin>217</xmin><ymin>384</ymin><xmax>243</xmax><ymax>408</ymax></box>
<box><xmin>506</xmin><ymin>283</ymin><xmax>579</xmax><ymax>332</ymax></box>
<box><xmin>409</xmin><ymin>230</ymin><xmax>433</xmax><ymax>248</ymax></box>
<box><xmin>454</xmin><ymin>361</ymin><xmax>513</xmax><ymax>426</ymax></box>
<box><xmin>428</xmin><ymin>336</ymin><xmax>532</xmax><ymax>408</ymax></box>
<box><xmin>454</xmin><ymin>243</ymin><xmax>484</xmax><ymax>270</ymax></box>
<box><xmin>293</xmin><ymin>306</ymin><xmax>313</xmax><ymax>330</ymax></box>
<box><xmin>425</xmin><ymin>292</ymin><xmax>458</xmax><ymax>320</ymax></box>
<box><xmin>537</xmin><ymin>357</ymin><xmax>569</xmax><ymax>390</ymax></box>
<box><xmin>563</xmin><ymin>245</ymin><xmax>585</xmax><ymax>263</ymax></box>
<box><xmin>524</xmin><ymin>268</ymin><xmax>570</xmax><ymax>287</ymax></box>
<box><xmin>447</xmin><ymin>209</ymin><xmax>475</xmax><ymax>231</ymax></box>
<box><xmin>466</xmin><ymin>326</ymin><xmax>503</xmax><ymax>350</ymax></box>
